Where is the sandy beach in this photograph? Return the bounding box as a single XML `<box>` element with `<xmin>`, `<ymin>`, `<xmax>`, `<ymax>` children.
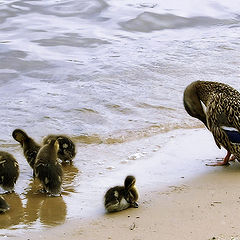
<box><xmin>1</xmin><ymin>1</ymin><xmax>240</xmax><ymax>239</ymax></box>
<box><xmin>12</xmin><ymin>162</ymin><xmax>240</xmax><ymax>240</ymax></box>
<box><xmin>7</xmin><ymin>129</ymin><xmax>240</xmax><ymax>240</ymax></box>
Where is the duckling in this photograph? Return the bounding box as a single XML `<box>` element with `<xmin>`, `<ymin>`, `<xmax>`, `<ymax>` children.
<box><xmin>12</xmin><ymin>129</ymin><xmax>41</xmax><ymax>173</ymax></box>
<box><xmin>42</xmin><ymin>134</ymin><xmax>76</xmax><ymax>163</ymax></box>
<box><xmin>0</xmin><ymin>151</ymin><xmax>19</xmax><ymax>193</ymax></box>
<box><xmin>0</xmin><ymin>195</ymin><xmax>10</xmax><ymax>213</ymax></box>
<box><xmin>34</xmin><ymin>138</ymin><xmax>63</xmax><ymax>196</ymax></box>
<box><xmin>104</xmin><ymin>175</ymin><xmax>139</xmax><ymax>213</ymax></box>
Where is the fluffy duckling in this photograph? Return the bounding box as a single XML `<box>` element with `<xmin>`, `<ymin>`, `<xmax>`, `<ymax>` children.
<box><xmin>0</xmin><ymin>196</ymin><xmax>10</xmax><ymax>213</ymax></box>
<box><xmin>104</xmin><ymin>175</ymin><xmax>139</xmax><ymax>213</ymax></box>
<box><xmin>34</xmin><ymin>138</ymin><xmax>63</xmax><ymax>196</ymax></box>
<box><xmin>42</xmin><ymin>134</ymin><xmax>76</xmax><ymax>163</ymax></box>
<box><xmin>12</xmin><ymin>129</ymin><xmax>41</xmax><ymax>172</ymax></box>
<box><xmin>0</xmin><ymin>151</ymin><xmax>19</xmax><ymax>193</ymax></box>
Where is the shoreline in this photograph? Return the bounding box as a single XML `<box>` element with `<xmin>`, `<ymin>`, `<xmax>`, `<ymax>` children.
<box><xmin>3</xmin><ymin>128</ymin><xmax>240</xmax><ymax>240</ymax></box>
<box><xmin>12</xmin><ymin>162</ymin><xmax>240</xmax><ymax>240</ymax></box>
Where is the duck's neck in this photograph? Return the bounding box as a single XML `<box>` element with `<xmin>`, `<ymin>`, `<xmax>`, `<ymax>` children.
<box><xmin>48</xmin><ymin>141</ymin><xmax>58</xmax><ymax>162</ymax></box>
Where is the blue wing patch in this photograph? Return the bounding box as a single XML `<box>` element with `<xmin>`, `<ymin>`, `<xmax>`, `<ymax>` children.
<box><xmin>223</xmin><ymin>129</ymin><xmax>240</xmax><ymax>143</ymax></box>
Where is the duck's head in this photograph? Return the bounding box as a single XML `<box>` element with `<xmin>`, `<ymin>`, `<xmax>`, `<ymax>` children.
<box><xmin>183</xmin><ymin>81</ymin><xmax>208</xmax><ymax>128</ymax></box>
<box><xmin>124</xmin><ymin>175</ymin><xmax>139</xmax><ymax>205</ymax></box>
<box><xmin>43</xmin><ymin>135</ymin><xmax>76</xmax><ymax>162</ymax></box>
<box><xmin>124</xmin><ymin>175</ymin><xmax>136</xmax><ymax>191</ymax></box>
<box><xmin>42</xmin><ymin>135</ymin><xmax>57</xmax><ymax>145</ymax></box>
<box><xmin>47</xmin><ymin>138</ymin><xmax>60</xmax><ymax>153</ymax></box>
<box><xmin>57</xmin><ymin>136</ymin><xmax>76</xmax><ymax>161</ymax></box>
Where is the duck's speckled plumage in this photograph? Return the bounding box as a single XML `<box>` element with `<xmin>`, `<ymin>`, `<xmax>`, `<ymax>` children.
<box><xmin>184</xmin><ymin>80</ymin><xmax>240</xmax><ymax>162</ymax></box>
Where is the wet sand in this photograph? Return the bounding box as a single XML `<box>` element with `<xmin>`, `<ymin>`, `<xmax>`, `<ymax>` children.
<box><xmin>4</xmin><ymin>128</ymin><xmax>240</xmax><ymax>240</ymax></box>
<box><xmin>11</xmin><ymin>161</ymin><xmax>240</xmax><ymax>240</ymax></box>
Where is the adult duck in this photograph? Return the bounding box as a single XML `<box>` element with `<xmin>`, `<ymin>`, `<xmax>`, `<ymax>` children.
<box><xmin>183</xmin><ymin>80</ymin><xmax>240</xmax><ymax>166</ymax></box>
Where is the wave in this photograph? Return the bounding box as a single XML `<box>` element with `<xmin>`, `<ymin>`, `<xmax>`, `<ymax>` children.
<box><xmin>72</xmin><ymin>121</ymin><xmax>204</xmax><ymax>145</ymax></box>
<box><xmin>120</xmin><ymin>12</ymin><xmax>239</xmax><ymax>32</ymax></box>
<box><xmin>32</xmin><ymin>36</ymin><xmax>110</xmax><ymax>48</ymax></box>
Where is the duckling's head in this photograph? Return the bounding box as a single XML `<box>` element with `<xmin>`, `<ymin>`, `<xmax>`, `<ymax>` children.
<box><xmin>124</xmin><ymin>175</ymin><xmax>136</xmax><ymax>191</ymax></box>
<box><xmin>43</xmin><ymin>135</ymin><xmax>76</xmax><ymax>162</ymax></box>
<box><xmin>37</xmin><ymin>139</ymin><xmax>59</xmax><ymax>163</ymax></box>
<box><xmin>42</xmin><ymin>135</ymin><xmax>57</xmax><ymax>145</ymax></box>
<box><xmin>48</xmin><ymin>139</ymin><xmax>60</xmax><ymax>153</ymax></box>
<box><xmin>55</xmin><ymin>139</ymin><xmax>60</xmax><ymax>153</ymax></box>
<box><xmin>12</xmin><ymin>129</ymin><xmax>28</xmax><ymax>145</ymax></box>
<box><xmin>57</xmin><ymin>136</ymin><xmax>76</xmax><ymax>161</ymax></box>
<box><xmin>124</xmin><ymin>176</ymin><xmax>139</xmax><ymax>205</ymax></box>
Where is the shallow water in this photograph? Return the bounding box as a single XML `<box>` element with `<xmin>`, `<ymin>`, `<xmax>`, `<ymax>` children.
<box><xmin>0</xmin><ymin>0</ymin><xmax>240</xmax><ymax>234</ymax></box>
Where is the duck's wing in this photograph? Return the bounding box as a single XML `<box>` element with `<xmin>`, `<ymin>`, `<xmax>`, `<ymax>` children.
<box><xmin>221</xmin><ymin>127</ymin><xmax>240</xmax><ymax>143</ymax></box>
<box><xmin>207</xmin><ymin>93</ymin><xmax>240</xmax><ymax>149</ymax></box>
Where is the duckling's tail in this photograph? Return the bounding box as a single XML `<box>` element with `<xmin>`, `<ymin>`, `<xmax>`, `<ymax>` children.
<box><xmin>12</xmin><ymin>129</ymin><xmax>28</xmax><ymax>144</ymax></box>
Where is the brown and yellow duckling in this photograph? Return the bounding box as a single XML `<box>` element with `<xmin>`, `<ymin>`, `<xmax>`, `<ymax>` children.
<box><xmin>104</xmin><ymin>175</ymin><xmax>139</xmax><ymax>213</ymax></box>
<box><xmin>0</xmin><ymin>195</ymin><xmax>10</xmax><ymax>213</ymax></box>
<box><xmin>42</xmin><ymin>134</ymin><xmax>76</xmax><ymax>163</ymax></box>
<box><xmin>34</xmin><ymin>138</ymin><xmax>63</xmax><ymax>196</ymax></box>
<box><xmin>12</xmin><ymin>129</ymin><xmax>41</xmax><ymax>174</ymax></box>
<box><xmin>0</xmin><ymin>151</ymin><xmax>19</xmax><ymax>193</ymax></box>
<box><xmin>184</xmin><ymin>80</ymin><xmax>240</xmax><ymax>165</ymax></box>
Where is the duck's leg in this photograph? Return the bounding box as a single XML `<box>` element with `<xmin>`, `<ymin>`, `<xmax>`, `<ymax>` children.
<box><xmin>206</xmin><ymin>151</ymin><xmax>231</xmax><ymax>166</ymax></box>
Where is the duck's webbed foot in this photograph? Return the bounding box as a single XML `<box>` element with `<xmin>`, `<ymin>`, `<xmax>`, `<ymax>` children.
<box><xmin>205</xmin><ymin>151</ymin><xmax>231</xmax><ymax>166</ymax></box>
<box><xmin>206</xmin><ymin>161</ymin><xmax>230</xmax><ymax>166</ymax></box>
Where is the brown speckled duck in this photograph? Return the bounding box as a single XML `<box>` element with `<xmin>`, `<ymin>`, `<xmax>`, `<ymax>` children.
<box><xmin>42</xmin><ymin>134</ymin><xmax>76</xmax><ymax>163</ymax></box>
<box><xmin>34</xmin><ymin>138</ymin><xmax>63</xmax><ymax>196</ymax></box>
<box><xmin>12</xmin><ymin>129</ymin><xmax>41</xmax><ymax>174</ymax></box>
<box><xmin>184</xmin><ymin>80</ymin><xmax>240</xmax><ymax>166</ymax></box>
<box><xmin>104</xmin><ymin>175</ymin><xmax>139</xmax><ymax>213</ymax></box>
<box><xmin>0</xmin><ymin>151</ymin><xmax>19</xmax><ymax>193</ymax></box>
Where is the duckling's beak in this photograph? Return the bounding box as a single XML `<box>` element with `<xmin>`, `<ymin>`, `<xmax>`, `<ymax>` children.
<box><xmin>132</xmin><ymin>202</ymin><xmax>139</xmax><ymax>208</ymax></box>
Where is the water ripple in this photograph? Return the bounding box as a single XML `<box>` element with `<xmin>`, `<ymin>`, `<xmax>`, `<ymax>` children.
<box><xmin>120</xmin><ymin>12</ymin><xmax>238</xmax><ymax>32</ymax></box>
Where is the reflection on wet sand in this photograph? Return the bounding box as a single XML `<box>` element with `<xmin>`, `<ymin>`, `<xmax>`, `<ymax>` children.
<box><xmin>22</xmin><ymin>168</ymin><xmax>73</xmax><ymax>227</ymax></box>
<box><xmin>62</xmin><ymin>163</ymin><xmax>79</xmax><ymax>194</ymax></box>
<box><xmin>0</xmin><ymin>193</ymin><xmax>24</xmax><ymax>229</ymax></box>
<box><xmin>23</xmin><ymin>180</ymin><xmax>44</xmax><ymax>225</ymax></box>
<box><xmin>0</xmin><ymin>162</ymin><xmax>78</xmax><ymax>230</ymax></box>
<box><xmin>40</xmin><ymin>196</ymin><xmax>66</xmax><ymax>226</ymax></box>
